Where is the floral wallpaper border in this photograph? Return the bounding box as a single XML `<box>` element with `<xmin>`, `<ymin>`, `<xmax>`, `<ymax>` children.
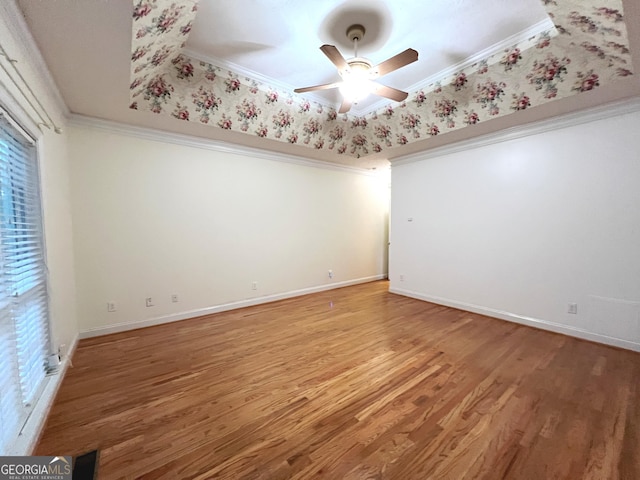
<box><xmin>129</xmin><ymin>0</ymin><xmax>633</xmax><ymax>159</ymax></box>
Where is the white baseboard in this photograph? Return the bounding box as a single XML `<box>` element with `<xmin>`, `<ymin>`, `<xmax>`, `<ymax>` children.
<box><xmin>80</xmin><ymin>275</ymin><xmax>387</xmax><ymax>339</ymax></box>
<box><xmin>390</xmin><ymin>287</ymin><xmax>640</xmax><ymax>352</ymax></box>
<box><xmin>9</xmin><ymin>333</ymin><xmax>80</xmax><ymax>455</ymax></box>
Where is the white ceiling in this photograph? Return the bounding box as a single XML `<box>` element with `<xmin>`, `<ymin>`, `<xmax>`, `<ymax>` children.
<box><xmin>185</xmin><ymin>0</ymin><xmax>551</xmax><ymax>113</ymax></box>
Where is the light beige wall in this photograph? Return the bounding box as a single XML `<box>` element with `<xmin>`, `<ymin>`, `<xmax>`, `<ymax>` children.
<box><xmin>390</xmin><ymin>103</ymin><xmax>640</xmax><ymax>351</ymax></box>
<box><xmin>39</xmin><ymin>128</ymin><xmax>78</xmax><ymax>354</ymax></box>
<box><xmin>68</xmin><ymin>125</ymin><xmax>389</xmax><ymax>335</ymax></box>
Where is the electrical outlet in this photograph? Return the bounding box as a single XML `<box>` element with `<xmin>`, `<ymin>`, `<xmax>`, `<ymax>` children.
<box><xmin>399</xmin><ymin>274</ymin><xmax>405</xmax><ymax>282</ymax></box>
<box><xmin>568</xmin><ymin>303</ymin><xmax>578</xmax><ymax>314</ymax></box>
<box><xmin>251</xmin><ymin>282</ymin><xmax>258</xmax><ymax>290</ymax></box>
<box><xmin>107</xmin><ymin>301</ymin><xmax>117</xmax><ymax>312</ymax></box>
<box><xmin>328</xmin><ymin>269</ymin><xmax>333</xmax><ymax>279</ymax></box>
<box><xmin>171</xmin><ymin>294</ymin><xmax>178</xmax><ymax>303</ymax></box>
<box><xmin>146</xmin><ymin>297</ymin><xmax>154</xmax><ymax>307</ymax></box>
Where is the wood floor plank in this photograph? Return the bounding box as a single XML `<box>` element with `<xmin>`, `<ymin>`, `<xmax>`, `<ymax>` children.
<box><xmin>35</xmin><ymin>281</ymin><xmax>640</xmax><ymax>479</ymax></box>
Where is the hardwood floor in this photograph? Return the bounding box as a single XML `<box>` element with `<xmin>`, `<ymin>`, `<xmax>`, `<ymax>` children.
<box><xmin>36</xmin><ymin>281</ymin><xmax>640</xmax><ymax>479</ymax></box>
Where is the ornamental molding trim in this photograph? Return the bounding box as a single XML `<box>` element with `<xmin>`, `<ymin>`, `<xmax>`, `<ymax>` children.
<box><xmin>182</xmin><ymin>17</ymin><xmax>556</xmax><ymax>117</ymax></box>
<box><xmin>366</xmin><ymin>17</ymin><xmax>557</xmax><ymax>116</ymax></box>
<box><xmin>68</xmin><ymin>113</ymin><xmax>380</xmax><ymax>176</ymax></box>
<box><xmin>128</xmin><ymin>0</ymin><xmax>635</xmax><ymax>160</ymax></box>
<box><xmin>0</xmin><ymin>0</ymin><xmax>70</xmax><ymax>120</ymax></box>
<box><xmin>391</xmin><ymin>95</ymin><xmax>640</xmax><ymax>166</ymax></box>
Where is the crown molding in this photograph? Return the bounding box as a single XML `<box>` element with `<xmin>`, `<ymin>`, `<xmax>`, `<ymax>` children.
<box><xmin>0</xmin><ymin>0</ymin><xmax>70</xmax><ymax>120</ymax></box>
<box><xmin>183</xmin><ymin>48</ymin><xmax>300</xmax><ymax>96</ymax></box>
<box><xmin>68</xmin><ymin>113</ymin><xmax>380</xmax><ymax>176</ymax></box>
<box><xmin>185</xmin><ymin>17</ymin><xmax>554</xmax><ymax>118</ymax></box>
<box><xmin>363</xmin><ymin>18</ymin><xmax>556</xmax><ymax>116</ymax></box>
<box><xmin>391</xmin><ymin>96</ymin><xmax>640</xmax><ymax>166</ymax></box>
<box><xmin>182</xmin><ymin>47</ymin><xmax>341</xmax><ymax>116</ymax></box>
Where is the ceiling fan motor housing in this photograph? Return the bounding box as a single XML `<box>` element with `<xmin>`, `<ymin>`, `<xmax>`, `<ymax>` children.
<box><xmin>341</xmin><ymin>58</ymin><xmax>373</xmax><ymax>77</ymax></box>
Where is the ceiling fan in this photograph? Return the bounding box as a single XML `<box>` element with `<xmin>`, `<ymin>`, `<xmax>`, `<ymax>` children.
<box><xmin>294</xmin><ymin>24</ymin><xmax>418</xmax><ymax>114</ymax></box>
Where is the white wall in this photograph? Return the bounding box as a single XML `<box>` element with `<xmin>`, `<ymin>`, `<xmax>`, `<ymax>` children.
<box><xmin>39</xmin><ymin>128</ymin><xmax>78</xmax><ymax>355</ymax></box>
<box><xmin>69</xmin><ymin>124</ymin><xmax>389</xmax><ymax>336</ymax></box>
<box><xmin>0</xmin><ymin>2</ymin><xmax>78</xmax><ymax>453</ymax></box>
<box><xmin>390</xmin><ymin>102</ymin><xmax>640</xmax><ymax>351</ymax></box>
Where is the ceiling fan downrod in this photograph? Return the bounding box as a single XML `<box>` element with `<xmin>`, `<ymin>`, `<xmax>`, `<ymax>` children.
<box><xmin>346</xmin><ymin>24</ymin><xmax>366</xmax><ymax>58</ymax></box>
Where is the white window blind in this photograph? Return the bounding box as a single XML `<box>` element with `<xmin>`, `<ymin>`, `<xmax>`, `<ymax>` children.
<box><xmin>0</xmin><ymin>111</ymin><xmax>50</xmax><ymax>455</ymax></box>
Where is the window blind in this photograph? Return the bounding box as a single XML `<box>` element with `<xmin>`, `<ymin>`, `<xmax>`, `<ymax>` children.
<box><xmin>0</xmin><ymin>111</ymin><xmax>50</xmax><ymax>455</ymax></box>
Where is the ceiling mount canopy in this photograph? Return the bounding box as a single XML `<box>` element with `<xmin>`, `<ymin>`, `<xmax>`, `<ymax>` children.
<box><xmin>294</xmin><ymin>23</ymin><xmax>418</xmax><ymax>113</ymax></box>
<box><xmin>346</xmin><ymin>24</ymin><xmax>365</xmax><ymax>43</ymax></box>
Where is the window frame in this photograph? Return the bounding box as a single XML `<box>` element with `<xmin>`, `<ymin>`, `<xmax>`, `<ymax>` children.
<box><xmin>0</xmin><ymin>103</ymin><xmax>53</xmax><ymax>455</ymax></box>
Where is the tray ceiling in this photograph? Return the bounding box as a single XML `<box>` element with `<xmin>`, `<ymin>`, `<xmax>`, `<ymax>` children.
<box><xmin>17</xmin><ymin>0</ymin><xmax>640</xmax><ymax>169</ymax></box>
<box><xmin>184</xmin><ymin>0</ymin><xmax>551</xmax><ymax>114</ymax></box>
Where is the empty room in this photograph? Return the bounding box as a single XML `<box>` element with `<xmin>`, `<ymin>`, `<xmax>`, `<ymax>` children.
<box><xmin>1</xmin><ymin>0</ymin><xmax>639</xmax><ymax>478</ymax></box>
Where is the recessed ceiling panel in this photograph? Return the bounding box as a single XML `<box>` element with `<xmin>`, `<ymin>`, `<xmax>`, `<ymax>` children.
<box><xmin>186</xmin><ymin>0</ymin><xmax>551</xmax><ymax>112</ymax></box>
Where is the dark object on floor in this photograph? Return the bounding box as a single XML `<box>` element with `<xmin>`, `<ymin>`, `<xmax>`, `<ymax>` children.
<box><xmin>73</xmin><ymin>450</ymin><xmax>98</xmax><ymax>480</ymax></box>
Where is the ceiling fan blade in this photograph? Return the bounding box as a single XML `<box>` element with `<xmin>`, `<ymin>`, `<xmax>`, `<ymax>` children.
<box><xmin>338</xmin><ymin>97</ymin><xmax>353</xmax><ymax>114</ymax></box>
<box><xmin>373</xmin><ymin>48</ymin><xmax>419</xmax><ymax>77</ymax></box>
<box><xmin>371</xmin><ymin>84</ymin><xmax>409</xmax><ymax>102</ymax></box>
<box><xmin>320</xmin><ymin>44</ymin><xmax>349</xmax><ymax>71</ymax></box>
<box><xmin>294</xmin><ymin>82</ymin><xmax>342</xmax><ymax>94</ymax></box>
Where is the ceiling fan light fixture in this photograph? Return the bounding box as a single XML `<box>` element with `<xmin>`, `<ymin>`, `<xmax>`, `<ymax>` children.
<box><xmin>339</xmin><ymin>78</ymin><xmax>373</xmax><ymax>103</ymax></box>
<box><xmin>339</xmin><ymin>58</ymin><xmax>374</xmax><ymax>103</ymax></box>
<box><xmin>293</xmin><ymin>23</ymin><xmax>418</xmax><ymax>113</ymax></box>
